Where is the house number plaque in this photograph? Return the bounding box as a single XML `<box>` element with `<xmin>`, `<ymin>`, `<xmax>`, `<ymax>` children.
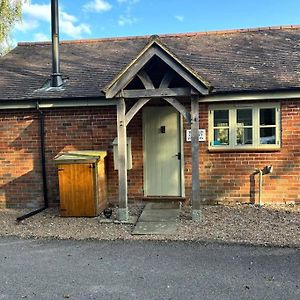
<box><xmin>186</xmin><ymin>129</ymin><xmax>206</xmax><ymax>142</ymax></box>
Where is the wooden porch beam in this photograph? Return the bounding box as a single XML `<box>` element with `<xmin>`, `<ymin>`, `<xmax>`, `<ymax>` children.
<box><xmin>137</xmin><ymin>70</ymin><xmax>155</xmax><ymax>90</ymax></box>
<box><xmin>121</xmin><ymin>87</ymin><xmax>192</xmax><ymax>99</ymax></box>
<box><xmin>159</xmin><ymin>70</ymin><xmax>174</xmax><ymax>88</ymax></box>
<box><xmin>163</xmin><ymin>97</ymin><xmax>191</xmax><ymax>124</ymax></box>
<box><xmin>153</xmin><ymin>47</ymin><xmax>209</xmax><ymax>95</ymax></box>
<box><xmin>117</xmin><ymin>98</ymin><xmax>129</xmax><ymax>221</ymax></box>
<box><xmin>125</xmin><ymin>98</ymin><xmax>151</xmax><ymax>126</ymax></box>
<box><xmin>105</xmin><ymin>48</ymin><xmax>156</xmax><ymax>98</ymax></box>
<box><xmin>191</xmin><ymin>95</ymin><xmax>201</xmax><ymax>221</ymax></box>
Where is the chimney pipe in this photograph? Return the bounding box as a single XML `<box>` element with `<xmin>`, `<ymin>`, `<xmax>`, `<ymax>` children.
<box><xmin>51</xmin><ymin>0</ymin><xmax>63</xmax><ymax>87</ymax></box>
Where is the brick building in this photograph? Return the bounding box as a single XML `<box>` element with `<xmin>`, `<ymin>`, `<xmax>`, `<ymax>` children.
<box><xmin>0</xmin><ymin>26</ymin><xmax>299</xmax><ymax>218</ymax></box>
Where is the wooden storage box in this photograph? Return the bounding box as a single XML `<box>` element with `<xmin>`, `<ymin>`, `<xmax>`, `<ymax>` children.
<box><xmin>54</xmin><ymin>151</ymin><xmax>107</xmax><ymax>217</ymax></box>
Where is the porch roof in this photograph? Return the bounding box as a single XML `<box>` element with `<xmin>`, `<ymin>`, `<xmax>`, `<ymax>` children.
<box><xmin>0</xmin><ymin>25</ymin><xmax>300</xmax><ymax>101</ymax></box>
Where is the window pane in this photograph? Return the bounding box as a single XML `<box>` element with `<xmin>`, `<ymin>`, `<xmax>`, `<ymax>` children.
<box><xmin>260</xmin><ymin>108</ymin><xmax>275</xmax><ymax>125</ymax></box>
<box><xmin>237</xmin><ymin>128</ymin><xmax>253</xmax><ymax>145</ymax></box>
<box><xmin>237</xmin><ymin>109</ymin><xmax>252</xmax><ymax>126</ymax></box>
<box><xmin>214</xmin><ymin>128</ymin><xmax>229</xmax><ymax>145</ymax></box>
<box><xmin>260</xmin><ymin>127</ymin><xmax>276</xmax><ymax>144</ymax></box>
<box><xmin>214</xmin><ymin>110</ymin><xmax>229</xmax><ymax>127</ymax></box>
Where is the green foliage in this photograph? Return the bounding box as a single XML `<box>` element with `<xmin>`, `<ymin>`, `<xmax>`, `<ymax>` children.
<box><xmin>0</xmin><ymin>0</ymin><xmax>24</xmax><ymax>55</ymax></box>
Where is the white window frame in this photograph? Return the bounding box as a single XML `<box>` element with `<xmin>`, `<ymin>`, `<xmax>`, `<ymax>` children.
<box><xmin>209</xmin><ymin>102</ymin><xmax>281</xmax><ymax>150</ymax></box>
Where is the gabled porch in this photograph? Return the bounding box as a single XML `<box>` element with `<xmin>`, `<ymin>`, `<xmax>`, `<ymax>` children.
<box><xmin>103</xmin><ymin>36</ymin><xmax>212</xmax><ymax>221</ymax></box>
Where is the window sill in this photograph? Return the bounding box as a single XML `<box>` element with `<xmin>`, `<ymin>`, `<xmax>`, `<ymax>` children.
<box><xmin>208</xmin><ymin>147</ymin><xmax>281</xmax><ymax>153</ymax></box>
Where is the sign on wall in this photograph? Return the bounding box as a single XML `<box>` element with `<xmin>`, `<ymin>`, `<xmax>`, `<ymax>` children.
<box><xmin>186</xmin><ymin>129</ymin><xmax>206</xmax><ymax>142</ymax></box>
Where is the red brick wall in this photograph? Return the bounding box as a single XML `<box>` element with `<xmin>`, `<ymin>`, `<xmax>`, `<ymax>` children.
<box><xmin>44</xmin><ymin>107</ymin><xmax>145</xmax><ymax>205</ymax></box>
<box><xmin>0</xmin><ymin>100</ymin><xmax>299</xmax><ymax>208</ymax></box>
<box><xmin>0</xmin><ymin>111</ymin><xmax>43</xmax><ymax>208</ymax></box>
<box><xmin>185</xmin><ymin>100</ymin><xmax>300</xmax><ymax>204</ymax></box>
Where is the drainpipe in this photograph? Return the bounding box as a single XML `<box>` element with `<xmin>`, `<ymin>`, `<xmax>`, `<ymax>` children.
<box><xmin>16</xmin><ymin>102</ymin><xmax>48</xmax><ymax>222</ymax></box>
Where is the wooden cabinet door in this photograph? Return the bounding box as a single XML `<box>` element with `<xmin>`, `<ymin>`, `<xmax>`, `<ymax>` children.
<box><xmin>97</xmin><ymin>159</ymin><xmax>107</xmax><ymax>212</ymax></box>
<box><xmin>58</xmin><ymin>163</ymin><xmax>96</xmax><ymax>217</ymax></box>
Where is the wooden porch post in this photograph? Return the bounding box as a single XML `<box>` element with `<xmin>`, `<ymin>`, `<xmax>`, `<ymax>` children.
<box><xmin>117</xmin><ymin>98</ymin><xmax>129</xmax><ymax>221</ymax></box>
<box><xmin>191</xmin><ymin>95</ymin><xmax>202</xmax><ymax>221</ymax></box>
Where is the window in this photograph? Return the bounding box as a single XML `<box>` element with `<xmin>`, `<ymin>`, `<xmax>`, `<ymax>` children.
<box><xmin>259</xmin><ymin>108</ymin><xmax>276</xmax><ymax>145</ymax></box>
<box><xmin>213</xmin><ymin>110</ymin><xmax>229</xmax><ymax>146</ymax></box>
<box><xmin>209</xmin><ymin>103</ymin><xmax>280</xmax><ymax>150</ymax></box>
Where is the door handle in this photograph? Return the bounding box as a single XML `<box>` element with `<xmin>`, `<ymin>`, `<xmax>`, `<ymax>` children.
<box><xmin>175</xmin><ymin>152</ymin><xmax>181</xmax><ymax>160</ymax></box>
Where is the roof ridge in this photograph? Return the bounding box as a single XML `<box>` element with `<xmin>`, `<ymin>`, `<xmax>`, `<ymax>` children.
<box><xmin>17</xmin><ymin>24</ymin><xmax>300</xmax><ymax>46</ymax></box>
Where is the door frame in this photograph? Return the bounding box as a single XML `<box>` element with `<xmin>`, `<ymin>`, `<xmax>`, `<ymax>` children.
<box><xmin>142</xmin><ymin>106</ymin><xmax>185</xmax><ymax>197</ymax></box>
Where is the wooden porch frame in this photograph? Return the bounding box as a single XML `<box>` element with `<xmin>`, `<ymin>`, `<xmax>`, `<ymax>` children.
<box><xmin>103</xmin><ymin>36</ymin><xmax>211</xmax><ymax>99</ymax></box>
<box><xmin>117</xmin><ymin>95</ymin><xmax>201</xmax><ymax>221</ymax></box>
<box><xmin>108</xmin><ymin>38</ymin><xmax>208</xmax><ymax>221</ymax></box>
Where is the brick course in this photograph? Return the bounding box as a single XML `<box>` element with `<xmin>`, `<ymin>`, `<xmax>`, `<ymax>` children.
<box><xmin>0</xmin><ymin>100</ymin><xmax>299</xmax><ymax>208</ymax></box>
<box><xmin>0</xmin><ymin>111</ymin><xmax>43</xmax><ymax>208</ymax></box>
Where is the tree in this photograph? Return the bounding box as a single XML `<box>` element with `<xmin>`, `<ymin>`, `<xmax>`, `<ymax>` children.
<box><xmin>0</xmin><ymin>0</ymin><xmax>23</xmax><ymax>55</ymax></box>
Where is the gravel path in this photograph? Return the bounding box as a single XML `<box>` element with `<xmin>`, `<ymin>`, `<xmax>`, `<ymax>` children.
<box><xmin>0</xmin><ymin>203</ymin><xmax>299</xmax><ymax>247</ymax></box>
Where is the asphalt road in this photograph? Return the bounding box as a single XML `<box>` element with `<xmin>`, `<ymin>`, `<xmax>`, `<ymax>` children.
<box><xmin>0</xmin><ymin>237</ymin><xmax>299</xmax><ymax>300</ymax></box>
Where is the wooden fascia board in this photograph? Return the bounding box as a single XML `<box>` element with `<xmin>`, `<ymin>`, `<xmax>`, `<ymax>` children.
<box><xmin>153</xmin><ymin>39</ymin><xmax>211</xmax><ymax>89</ymax></box>
<box><xmin>105</xmin><ymin>47</ymin><xmax>156</xmax><ymax>98</ymax></box>
<box><xmin>151</xmin><ymin>45</ymin><xmax>209</xmax><ymax>95</ymax></box>
<box><xmin>104</xmin><ymin>39</ymin><xmax>210</xmax><ymax>98</ymax></box>
<box><xmin>103</xmin><ymin>40</ymin><xmax>157</xmax><ymax>97</ymax></box>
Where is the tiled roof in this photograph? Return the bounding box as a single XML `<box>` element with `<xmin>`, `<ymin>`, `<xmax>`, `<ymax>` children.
<box><xmin>0</xmin><ymin>25</ymin><xmax>300</xmax><ymax>100</ymax></box>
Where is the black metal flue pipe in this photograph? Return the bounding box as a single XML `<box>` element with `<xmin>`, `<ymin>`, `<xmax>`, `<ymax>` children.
<box><xmin>50</xmin><ymin>0</ymin><xmax>63</xmax><ymax>87</ymax></box>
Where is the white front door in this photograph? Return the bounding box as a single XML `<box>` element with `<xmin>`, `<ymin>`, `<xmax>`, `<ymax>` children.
<box><xmin>143</xmin><ymin>106</ymin><xmax>182</xmax><ymax>196</ymax></box>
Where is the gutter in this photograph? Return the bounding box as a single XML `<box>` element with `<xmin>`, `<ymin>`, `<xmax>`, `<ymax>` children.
<box><xmin>1</xmin><ymin>89</ymin><xmax>300</xmax><ymax>110</ymax></box>
<box><xmin>199</xmin><ymin>89</ymin><xmax>300</xmax><ymax>102</ymax></box>
<box><xmin>16</xmin><ymin>102</ymin><xmax>48</xmax><ymax>222</ymax></box>
<box><xmin>0</xmin><ymin>98</ymin><xmax>116</xmax><ymax>110</ymax></box>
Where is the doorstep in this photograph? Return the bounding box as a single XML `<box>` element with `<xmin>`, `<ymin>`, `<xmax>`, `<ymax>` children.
<box><xmin>132</xmin><ymin>202</ymin><xmax>181</xmax><ymax>235</ymax></box>
<box><xmin>142</xmin><ymin>196</ymin><xmax>186</xmax><ymax>202</ymax></box>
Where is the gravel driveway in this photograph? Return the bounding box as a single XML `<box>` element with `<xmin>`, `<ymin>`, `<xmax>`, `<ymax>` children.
<box><xmin>0</xmin><ymin>203</ymin><xmax>299</xmax><ymax>247</ymax></box>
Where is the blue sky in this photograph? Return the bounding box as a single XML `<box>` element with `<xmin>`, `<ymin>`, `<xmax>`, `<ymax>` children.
<box><xmin>12</xmin><ymin>0</ymin><xmax>300</xmax><ymax>42</ymax></box>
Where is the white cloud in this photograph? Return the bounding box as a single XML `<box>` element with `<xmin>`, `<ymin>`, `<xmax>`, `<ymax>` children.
<box><xmin>16</xmin><ymin>2</ymin><xmax>91</xmax><ymax>39</ymax></box>
<box><xmin>34</xmin><ymin>32</ymin><xmax>49</xmax><ymax>42</ymax></box>
<box><xmin>60</xmin><ymin>11</ymin><xmax>78</xmax><ymax>23</ymax></box>
<box><xmin>83</xmin><ymin>0</ymin><xmax>112</xmax><ymax>12</ymax></box>
<box><xmin>23</xmin><ymin>3</ymin><xmax>51</xmax><ymax>22</ymax></box>
<box><xmin>175</xmin><ymin>15</ymin><xmax>184</xmax><ymax>22</ymax></box>
<box><xmin>118</xmin><ymin>15</ymin><xmax>138</xmax><ymax>26</ymax></box>
<box><xmin>116</xmin><ymin>0</ymin><xmax>139</xmax><ymax>27</ymax></box>
<box><xmin>15</xmin><ymin>19</ymin><xmax>39</xmax><ymax>32</ymax></box>
<box><xmin>60</xmin><ymin>20</ymin><xmax>91</xmax><ymax>38</ymax></box>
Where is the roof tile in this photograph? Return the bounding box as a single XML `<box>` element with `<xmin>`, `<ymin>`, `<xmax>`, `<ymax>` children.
<box><xmin>0</xmin><ymin>26</ymin><xmax>300</xmax><ymax>100</ymax></box>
